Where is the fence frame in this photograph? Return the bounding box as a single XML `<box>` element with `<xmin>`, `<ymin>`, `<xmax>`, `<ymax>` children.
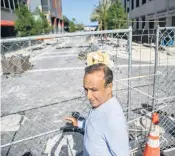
<box><xmin>1</xmin><ymin>26</ymin><xmax>175</xmax><ymax>155</ymax></box>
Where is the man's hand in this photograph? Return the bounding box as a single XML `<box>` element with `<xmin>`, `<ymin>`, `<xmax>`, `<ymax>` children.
<box><xmin>65</xmin><ymin>117</ymin><xmax>78</xmax><ymax>127</ymax></box>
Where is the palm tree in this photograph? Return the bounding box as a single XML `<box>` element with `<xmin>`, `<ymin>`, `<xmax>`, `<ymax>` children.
<box><xmin>90</xmin><ymin>0</ymin><xmax>112</xmax><ymax>30</ymax></box>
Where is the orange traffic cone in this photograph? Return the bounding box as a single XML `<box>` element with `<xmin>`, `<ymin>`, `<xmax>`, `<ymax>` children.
<box><xmin>143</xmin><ymin>113</ymin><xmax>160</xmax><ymax>156</ymax></box>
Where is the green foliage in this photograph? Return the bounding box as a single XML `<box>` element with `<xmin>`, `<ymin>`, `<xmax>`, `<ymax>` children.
<box><xmin>15</xmin><ymin>4</ymin><xmax>36</xmax><ymax>36</ymax></box>
<box><xmin>15</xmin><ymin>4</ymin><xmax>51</xmax><ymax>37</ymax></box>
<box><xmin>69</xmin><ymin>19</ymin><xmax>76</xmax><ymax>32</ymax></box>
<box><xmin>34</xmin><ymin>7</ymin><xmax>52</xmax><ymax>34</ymax></box>
<box><xmin>107</xmin><ymin>0</ymin><xmax>127</xmax><ymax>29</ymax></box>
<box><xmin>63</xmin><ymin>15</ymin><xmax>70</xmax><ymax>31</ymax></box>
<box><xmin>91</xmin><ymin>0</ymin><xmax>112</xmax><ymax>30</ymax></box>
<box><xmin>76</xmin><ymin>24</ymin><xmax>84</xmax><ymax>31</ymax></box>
<box><xmin>90</xmin><ymin>0</ymin><xmax>126</xmax><ymax>30</ymax></box>
<box><xmin>63</xmin><ymin>16</ymin><xmax>84</xmax><ymax>32</ymax></box>
<box><xmin>63</xmin><ymin>15</ymin><xmax>69</xmax><ymax>25</ymax></box>
<box><xmin>63</xmin><ymin>15</ymin><xmax>69</xmax><ymax>31</ymax></box>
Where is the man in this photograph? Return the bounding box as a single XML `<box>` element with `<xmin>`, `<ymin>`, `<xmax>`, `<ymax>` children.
<box><xmin>66</xmin><ymin>63</ymin><xmax>129</xmax><ymax>156</ymax></box>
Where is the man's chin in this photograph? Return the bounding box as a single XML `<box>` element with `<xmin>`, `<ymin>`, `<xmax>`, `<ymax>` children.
<box><xmin>90</xmin><ymin>102</ymin><xmax>99</xmax><ymax>108</ymax></box>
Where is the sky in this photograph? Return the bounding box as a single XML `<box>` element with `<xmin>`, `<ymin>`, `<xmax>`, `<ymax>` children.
<box><xmin>62</xmin><ymin>0</ymin><xmax>99</xmax><ymax>26</ymax></box>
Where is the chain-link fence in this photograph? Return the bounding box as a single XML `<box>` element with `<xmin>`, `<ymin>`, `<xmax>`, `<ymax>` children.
<box><xmin>1</xmin><ymin>26</ymin><xmax>175</xmax><ymax>156</ymax></box>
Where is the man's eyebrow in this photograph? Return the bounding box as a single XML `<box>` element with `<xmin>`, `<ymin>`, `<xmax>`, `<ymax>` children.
<box><xmin>84</xmin><ymin>87</ymin><xmax>98</xmax><ymax>90</ymax></box>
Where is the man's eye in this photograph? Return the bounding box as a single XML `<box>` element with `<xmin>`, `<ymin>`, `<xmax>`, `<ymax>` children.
<box><xmin>91</xmin><ymin>89</ymin><xmax>97</xmax><ymax>92</ymax></box>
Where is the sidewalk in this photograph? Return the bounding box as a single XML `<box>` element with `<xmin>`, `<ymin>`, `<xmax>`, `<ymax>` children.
<box><xmin>108</xmin><ymin>38</ymin><xmax>175</xmax><ymax>65</ymax></box>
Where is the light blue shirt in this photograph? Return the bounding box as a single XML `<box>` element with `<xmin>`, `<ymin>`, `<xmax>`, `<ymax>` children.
<box><xmin>78</xmin><ymin>97</ymin><xmax>129</xmax><ymax>156</ymax></box>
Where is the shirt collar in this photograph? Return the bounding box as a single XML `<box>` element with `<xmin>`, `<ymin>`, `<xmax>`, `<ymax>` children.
<box><xmin>93</xmin><ymin>96</ymin><xmax>115</xmax><ymax>111</ymax></box>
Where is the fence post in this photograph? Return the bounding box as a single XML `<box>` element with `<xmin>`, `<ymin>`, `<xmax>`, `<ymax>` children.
<box><xmin>127</xmin><ymin>26</ymin><xmax>132</xmax><ymax>121</ymax></box>
<box><xmin>28</xmin><ymin>39</ymin><xmax>32</xmax><ymax>52</ymax></box>
<box><xmin>152</xmin><ymin>25</ymin><xmax>159</xmax><ymax>111</ymax></box>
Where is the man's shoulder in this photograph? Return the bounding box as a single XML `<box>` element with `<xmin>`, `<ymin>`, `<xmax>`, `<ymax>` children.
<box><xmin>108</xmin><ymin>97</ymin><xmax>124</xmax><ymax>113</ymax></box>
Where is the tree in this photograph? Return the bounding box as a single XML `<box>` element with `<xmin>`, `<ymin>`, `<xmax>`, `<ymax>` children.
<box><xmin>76</xmin><ymin>24</ymin><xmax>84</xmax><ymax>31</ymax></box>
<box><xmin>90</xmin><ymin>0</ymin><xmax>126</xmax><ymax>30</ymax></box>
<box><xmin>15</xmin><ymin>4</ymin><xmax>36</xmax><ymax>37</ymax></box>
<box><xmin>69</xmin><ymin>19</ymin><xmax>76</xmax><ymax>32</ymax></box>
<box><xmin>107</xmin><ymin>0</ymin><xmax>126</xmax><ymax>29</ymax></box>
<box><xmin>33</xmin><ymin>7</ymin><xmax>52</xmax><ymax>34</ymax></box>
<box><xmin>15</xmin><ymin>4</ymin><xmax>51</xmax><ymax>37</ymax></box>
<box><xmin>90</xmin><ymin>0</ymin><xmax>112</xmax><ymax>30</ymax></box>
<box><xmin>63</xmin><ymin>15</ymin><xmax>70</xmax><ymax>32</ymax></box>
<box><xmin>62</xmin><ymin>16</ymin><xmax>84</xmax><ymax>32</ymax></box>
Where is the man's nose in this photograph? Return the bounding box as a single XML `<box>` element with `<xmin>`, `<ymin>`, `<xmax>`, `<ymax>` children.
<box><xmin>87</xmin><ymin>90</ymin><xmax>93</xmax><ymax>99</ymax></box>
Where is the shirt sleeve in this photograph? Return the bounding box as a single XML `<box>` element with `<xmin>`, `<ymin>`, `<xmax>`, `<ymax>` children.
<box><xmin>104</xmin><ymin>115</ymin><xmax>130</xmax><ymax>156</ymax></box>
<box><xmin>77</xmin><ymin>119</ymin><xmax>86</xmax><ymax>129</ymax></box>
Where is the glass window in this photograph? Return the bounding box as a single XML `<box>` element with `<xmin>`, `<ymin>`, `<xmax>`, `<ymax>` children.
<box><xmin>5</xmin><ymin>0</ymin><xmax>10</xmax><ymax>8</ymax></box>
<box><xmin>19</xmin><ymin>0</ymin><xmax>26</xmax><ymax>5</ymax></box>
<box><xmin>159</xmin><ymin>17</ymin><xmax>166</xmax><ymax>27</ymax></box>
<box><xmin>136</xmin><ymin>18</ymin><xmax>139</xmax><ymax>29</ymax></box>
<box><xmin>127</xmin><ymin>7</ymin><xmax>129</xmax><ymax>13</ymax></box>
<box><xmin>132</xmin><ymin>19</ymin><xmax>134</xmax><ymax>27</ymax></box>
<box><xmin>172</xmin><ymin>16</ymin><xmax>175</xmax><ymax>26</ymax></box>
<box><xmin>10</xmin><ymin>0</ymin><xmax>15</xmax><ymax>9</ymax></box>
<box><xmin>149</xmin><ymin>20</ymin><xmax>154</xmax><ymax>29</ymax></box>
<box><xmin>124</xmin><ymin>0</ymin><xmax>126</xmax><ymax>12</ymax></box>
<box><xmin>142</xmin><ymin>16</ymin><xmax>145</xmax><ymax>28</ymax></box>
<box><xmin>142</xmin><ymin>0</ymin><xmax>146</xmax><ymax>5</ymax></box>
<box><xmin>1</xmin><ymin>0</ymin><xmax>5</xmax><ymax>7</ymax></box>
<box><xmin>136</xmin><ymin>0</ymin><xmax>139</xmax><ymax>7</ymax></box>
<box><xmin>14</xmin><ymin>0</ymin><xmax>18</xmax><ymax>8</ymax></box>
<box><xmin>131</xmin><ymin>0</ymin><xmax>134</xmax><ymax>10</ymax></box>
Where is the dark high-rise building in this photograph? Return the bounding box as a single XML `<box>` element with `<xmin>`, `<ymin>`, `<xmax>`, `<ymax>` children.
<box><xmin>1</xmin><ymin>0</ymin><xmax>63</xmax><ymax>38</ymax></box>
<box><xmin>1</xmin><ymin>0</ymin><xmax>26</xmax><ymax>38</ymax></box>
<box><xmin>30</xmin><ymin>0</ymin><xmax>63</xmax><ymax>33</ymax></box>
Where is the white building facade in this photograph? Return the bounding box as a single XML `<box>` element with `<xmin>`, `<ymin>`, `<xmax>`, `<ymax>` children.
<box><xmin>121</xmin><ymin>0</ymin><xmax>175</xmax><ymax>29</ymax></box>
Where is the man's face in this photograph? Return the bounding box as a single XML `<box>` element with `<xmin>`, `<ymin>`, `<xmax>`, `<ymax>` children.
<box><xmin>83</xmin><ymin>71</ymin><xmax>112</xmax><ymax>108</ymax></box>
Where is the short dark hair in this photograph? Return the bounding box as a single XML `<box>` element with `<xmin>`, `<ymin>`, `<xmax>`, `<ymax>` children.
<box><xmin>84</xmin><ymin>63</ymin><xmax>113</xmax><ymax>87</ymax></box>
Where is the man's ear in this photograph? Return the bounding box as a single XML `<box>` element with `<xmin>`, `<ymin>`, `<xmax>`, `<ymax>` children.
<box><xmin>107</xmin><ymin>83</ymin><xmax>112</xmax><ymax>93</ymax></box>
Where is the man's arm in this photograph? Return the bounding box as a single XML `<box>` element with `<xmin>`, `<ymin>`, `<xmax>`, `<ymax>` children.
<box><xmin>65</xmin><ymin>117</ymin><xmax>86</xmax><ymax>129</ymax></box>
<box><xmin>104</xmin><ymin>115</ymin><xmax>130</xmax><ymax>156</ymax></box>
<box><xmin>77</xmin><ymin>119</ymin><xmax>86</xmax><ymax>129</ymax></box>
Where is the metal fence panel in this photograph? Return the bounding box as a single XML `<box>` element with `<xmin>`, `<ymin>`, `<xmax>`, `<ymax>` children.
<box><xmin>1</xmin><ymin>26</ymin><xmax>175</xmax><ymax>156</ymax></box>
<box><xmin>1</xmin><ymin>29</ymin><xmax>132</xmax><ymax>156</ymax></box>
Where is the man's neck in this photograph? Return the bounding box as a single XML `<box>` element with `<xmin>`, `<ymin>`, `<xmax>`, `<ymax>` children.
<box><xmin>93</xmin><ymin>94</ymin><xmax>113</xmax><ymax>109</ymax></box>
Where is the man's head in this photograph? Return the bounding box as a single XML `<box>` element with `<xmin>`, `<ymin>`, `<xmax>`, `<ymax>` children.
<box><xmin>83</xmin><ymin>63</ymin><xmax>113</xmax><ymax>108</ymax></box>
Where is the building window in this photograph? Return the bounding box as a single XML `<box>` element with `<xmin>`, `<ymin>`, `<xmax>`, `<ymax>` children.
<box><xmin>149</xmin><ymin>20</ymin><xmax>154</xmax><ymax>29</ymax></box>
<box><xmin>5</xmin><ymin>0</ymin><xmax>10</xmax><ymax>8</ymax></box>
<box><xmin>136</xmin><ymin>18</ymin><xmax>139</xmax><ymax>29</ymax></box>
<box><xmin>19</xmin><ymin>0</ymin><xmax>26</xmax><ymax>5</ymax></box>
<box><xmin>41</xmin><ymin>0</ymin><xmax>49</xmax><ymax>12</ymax></box>
<box><xmin>14</xmin><ymin>0</ymin><xmax>18</xmax><ymax>8</ymax></box>
<box><xmin>10</xmin><ymin>0</ymin><xmax>15</xmax><ymax>10</ymax></box>
<box><xmin>142</xmin><ymin>0</ymin><xmax>146</xmax><ymax>5</ymax></box>
<box><xmin>159</xmin><ymin>17</ymin><xmax>166</xmax><ymax>27</ymax></box>
<box><xmin>142</xmin><ymin>16</ymin><xmax>145</xmax><ymax>28</ymax></box>
<box><xmin>172</xmin><ymin>16</ymin><xmax>175</xmax><ymax>26</ymax></box>
<box><xmin>127</xmin><ymin>7</ymin><xmax>129</xmax><ymax>13</ymax></box>
<box><xmin>131</xmin><ymin>0</ymin><xmax>134</xmax><ymax>10</ymax></box>
<box><xmin>124</xmin><ymin>0</ymin><xmax>126</xmax><ymax>12</ymax></box>
<box><xmin>1</xmin><ymin>0</ymin><xmax>5</xmax><ymax>7</ymax></box>
<box><xmin>136</xmin><ymin>0</ymin><xmax>139</xmax><ymax>7</ymax></box>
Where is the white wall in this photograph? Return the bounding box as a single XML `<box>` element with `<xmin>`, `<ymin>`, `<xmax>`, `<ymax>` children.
<box><xmin>129</xmin><ymin>0</ymin><xmax>175</xmax><ymax>18</ymax></box>
<box><xmin>166</xmin><ymin>16</ymin><xmax>172</xmax><ymax>26</ymax></box>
